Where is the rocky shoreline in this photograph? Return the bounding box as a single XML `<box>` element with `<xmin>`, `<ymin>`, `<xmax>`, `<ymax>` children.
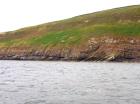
<box><xmin>0</xmin><ymin>36</ymin><xmax>139</xmax><ymax>62</ymax></box>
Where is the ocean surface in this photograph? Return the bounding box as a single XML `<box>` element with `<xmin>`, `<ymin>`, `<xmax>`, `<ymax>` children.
<box><xmin>0</xmin><ymin>61</ymin><xmax>140</xmax><ymax>104</ymax></box>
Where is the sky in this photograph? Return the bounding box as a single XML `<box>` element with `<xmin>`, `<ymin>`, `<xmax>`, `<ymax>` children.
<box><xmin>0</xmin><ymin>0</ymin><xmax>139</xmax><ymax>32</ymax></box>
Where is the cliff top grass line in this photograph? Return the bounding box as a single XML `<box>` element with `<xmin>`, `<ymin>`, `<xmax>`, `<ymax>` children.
<box><xmin>0</xmin><ymin>5</ymin><xmax>139</xmax><ymax>47</ymax></box>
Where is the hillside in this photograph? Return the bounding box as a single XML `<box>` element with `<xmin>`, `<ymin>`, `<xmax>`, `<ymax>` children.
<box><xmin>0</xmin><ymin>5</ymin><xmax>140</xmax><ymax>61</ymax></box>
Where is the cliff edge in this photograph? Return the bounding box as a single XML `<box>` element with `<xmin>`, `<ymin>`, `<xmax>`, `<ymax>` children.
<box><xmin>0</xmin><ymin>5</ymin><xmax>140</xmax><ymax>62</ymax></box>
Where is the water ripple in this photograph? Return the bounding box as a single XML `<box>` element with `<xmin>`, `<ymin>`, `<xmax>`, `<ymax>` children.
<box><xmin>0</xmin><ymin>61</ymin><xmax>139</xmax><ymax>104</ymax></box>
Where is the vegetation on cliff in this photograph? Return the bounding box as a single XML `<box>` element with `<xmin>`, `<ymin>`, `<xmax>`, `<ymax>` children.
<box><xmin>0</xmin><ymin>5</ymin><xmax>140</xmax><ymax>61</ymax></box>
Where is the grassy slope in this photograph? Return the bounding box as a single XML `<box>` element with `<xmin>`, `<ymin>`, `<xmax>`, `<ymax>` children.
<box><xmin>0</xmin><ymin>5</ymin><xmax>140</xmax><ymax>48</ymax></box>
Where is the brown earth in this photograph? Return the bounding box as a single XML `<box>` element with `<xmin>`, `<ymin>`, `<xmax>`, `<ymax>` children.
<box><xmin>0</xmin><ymin>36</ymin><xmax>139</xmax><ymax>62</ymax></box>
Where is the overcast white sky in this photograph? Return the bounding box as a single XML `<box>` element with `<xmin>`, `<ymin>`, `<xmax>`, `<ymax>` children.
<box><xmin>0</xmin><ymin>0</ymin><xmax>139</xmax><ymax>32</ymax></box>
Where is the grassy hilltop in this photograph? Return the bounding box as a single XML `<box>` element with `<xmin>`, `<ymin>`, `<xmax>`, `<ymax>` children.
<box><xmin>0</xmin><ymin>5</ymin><xmax>140</xmax><ymax>61</ymax></box>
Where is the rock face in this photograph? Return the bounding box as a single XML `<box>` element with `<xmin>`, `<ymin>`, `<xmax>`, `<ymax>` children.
<box><xmin>0</xmin><ymin>36</ymin><xmax>139</xmax><ymax>62</ymax></box>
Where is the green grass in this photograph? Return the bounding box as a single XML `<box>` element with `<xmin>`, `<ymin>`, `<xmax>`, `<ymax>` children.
<box><xmin>0</xmin><ymin>5</ymin><xmax>140</xmax><ymax>47</ymax></box>
<box><xmin>29</xmin><ymin>23</ymin><xmax>140</xmax><ymax>44</ymax></box>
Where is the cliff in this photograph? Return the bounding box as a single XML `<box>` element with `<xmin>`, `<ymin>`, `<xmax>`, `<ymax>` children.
<box><xmin>0</xmin><ymin>5</ymin><xmax>140</xmax><ymax>62</ymax></box>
